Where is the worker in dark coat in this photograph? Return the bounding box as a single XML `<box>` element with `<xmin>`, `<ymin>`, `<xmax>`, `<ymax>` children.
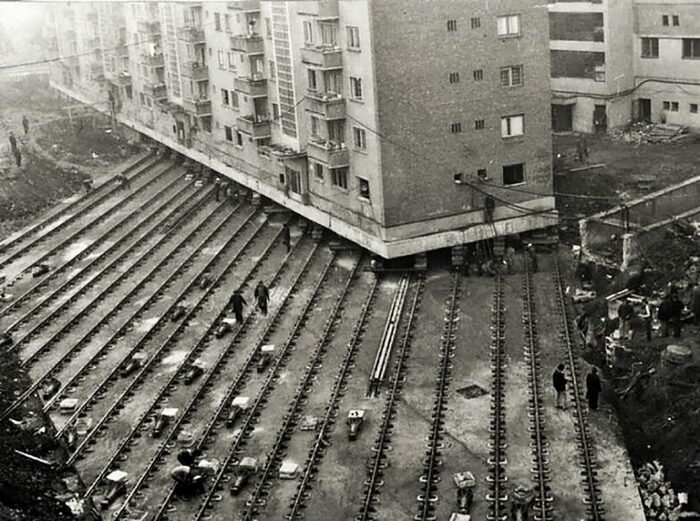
<box><xmin>254</xmin><ymin>280</ymin><xmax>269</xmax><ymax>316</ymax></box>
<box><xmin>691</xmin><ymin>284</ymin><xmax>700</xmax><ymax>325</ymax></box>
<box><xmin>617</xmin><ymin>298</ymin><xmax>634</xmax><ymax>340</ymax></box>
<box><xmin>658</xmin><ymin>294</ymin><xmax>672</xmax><ymax>337</ymax></box>
<box><xmin>527</xmin><ymin>243</ymin><xmax>538</xmax><ymax>272</ymax></box>
<box><xmin>8</xmin><ymin>131</ymin><xmax>17</xmax><ymax>152</ymax></box>
<box><xmin>552</xmin><ymin>364</ymin><xmax>567</xmax><ymax>409</ymax></box>
<box><xmin>13</xmin><ymin>148</ymin><xmax>21</xmax><ymax>167</ymax></box>
<box><xmin>281</xmin><ymin>223</ymin><xmax>291</xmax><ymax>253</ymax></box>
<box><xmin>22</xmin><ymin>115</ymin><xmax>29</xmax><ymax>136</ymax></box>
<box><xmin>586</xmin><ymin>367</ymin><xmax>602</xmax><ymax>411</ymax></box>
<box><xmin>669</xmin><ymin>293</ymin><xmax>684</xmax><ymax>338</ymax></box>
<box><xmin>229</xmin><ymin>289</ymin><xmax>247</xmax><ymax>323</ymax></box>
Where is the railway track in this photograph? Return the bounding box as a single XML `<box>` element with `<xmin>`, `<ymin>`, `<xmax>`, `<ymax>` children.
<box><xmin>486</xmin><ymin>276</ymin><xmax>508</xmax><ymax>521</ymax></box>
<box><xmin>522</xmin><ymin>260</ymin><xmax>554</xmax><ymax>521</ymax></box>
<box><xmin>177</xmin><ymin>252</ymin><xmax>355</xmax><ymax>521</ymax></box>
<box><xmin>247</xmin><ymin>262</ymin><xmax>379</xmax><ymax>521</ymax></box>
<box><xmin>0</xmin><ymin>153</ymin><xmax>162</xmax><ymax>275</ymax></box>
<box><xmin>0</xmin><ymin>191</ymin><xmax>229</xmax><ymax>422</ymax></box>
<box><xmin>356</xmin><ymin>274</ymin><xmax>425</xmax><ymax>521</ymax></box>
<box><xmin>70</xmin><ymin>213</ymin><xmax>281</xmax><ymax>480</ymax></box>
<box><xmin>0</xmin><ymin>163</ymin><xmax>189</xmax><ymax>327</ymax></box>
<box><xmin>553</xmin><ymin>257</ymin><xmax>605</xmax><ymax>520</ymax></box>
<box><xmin>57</xmin><ymin>208</ymin><xmax>268</xmax><ymax>453</ymax></box>
<box><xmin>112</xmin><ymin>237</ymin><xmax>320</xmax><ymax>519</ymax></box>
<box><xmin>415</xmin><ymin>271</ymin><xmax>461</xmax><ymax>521</ymax></box>
<box><xmin>0</xmin><ymin>151</ymin><xmax>153</xmax><ymax>260</ymax></box>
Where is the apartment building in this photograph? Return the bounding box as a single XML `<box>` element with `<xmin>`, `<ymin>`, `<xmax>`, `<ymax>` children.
<box><xmin>549</xmin><ymin>0</ymin><xmax>700</xmax><ymax>133</ymax></box>
<box><xmin>48</xmin><ymin>0</ymin><xmax>556</xmax><ymax>259</ymax></box>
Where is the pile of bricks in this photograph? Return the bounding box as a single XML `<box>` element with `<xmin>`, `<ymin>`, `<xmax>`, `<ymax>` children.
<box><xmin>636</xmin><ymin>461</ymin><xmax>686</xmax><ymax>520</ymax></box>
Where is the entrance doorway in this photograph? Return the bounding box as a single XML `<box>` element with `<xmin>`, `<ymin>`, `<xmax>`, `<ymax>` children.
<box><xmin>637</xmin><ymin>98</ymin><xmax>651</xmax><ymax>123</ymax></box>
<box><xmin>593</xmin><ymin>104</ymin><xmax>607</xmax><ymax>133</ymax></box>
<box><xmin>551</xmin><ymin>104</ymin><xmax>573</xmax><ymax>132</ymax></box>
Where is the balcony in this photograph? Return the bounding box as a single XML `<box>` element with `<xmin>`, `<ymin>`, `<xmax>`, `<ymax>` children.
<box><xmin>114</xmin><ymin>71</ymin><xmax>132</xmax><ymax>87</ymax></box>
<box><xmin>142</xmin><ymin>53</ymin><xmax>165</xmax><ymax>68</ymax></box>
<box><xmin>178</xmin><ymin>26</ymin><xmax>206</xmax><ymax>44</ymax></box>
<box><xmin>230</xmin><ymin>34</ymin><xmax>264</xmax><ymax>55</ymax></box>
<box><xmin>306</xmin><ymin>92</ymin><xmax>345</xmax><ymax>119</ymax></box>
<box><xmin>144</xmin><ymin>82</ymin><xmax>167</xmax><ymax>100</ymax></box>
<box><xmin>317</xmin><ymin>0</ymin><xmax>339</xmax><ymax>21</ymax></box>
<box><xmin>300</xmin><ymin>46</ymin><xmax>342</xmax><ymax>70</ymax></box>
<box><xmin>180</xmin><ymin>62</ymin><xmax>209</xmax><ymax>81</ymax></box>
<box><xmin>227</xmin><ymin>0</ymin><xmax>260</xmax><ymax>12</ymax></box>
<box><xmin>307</xmin><ymin>138</ymin><xmax>349</xmax><ymax>168</ymax></box>
<box><xmin>237</xmin><ymin>115</ymin><xmax>271</xmax><ymax>139</ymax></box>
<box><xmin>183</xmin><ymin>97</ymin><xmax>212</xmax><ymax>116</ymax></box>
<box><xmin>137</xmin><ymin>20</ymin><xmax>161</xmax><ymax>34</ymax></box>
<box><xmin>115</xmin><ymin>43</ymin><xmax>129</xmax><ymax>58</ymax></box>
<box><xmin>234</xmin><ymin>76</ymin><xmax>268</xmax><ymax>97</ymax></box>
<box><xmin>89</xmin><ymin>62</ymin><xmax>103</xmax><ymax>75</ymax></box>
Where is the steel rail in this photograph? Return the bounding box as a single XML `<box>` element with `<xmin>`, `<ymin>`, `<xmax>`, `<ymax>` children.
<box><xmin>415</xmin><ymin>272</ymin><xmax>461</xmax><ymax>521</ymax></box>
<box><xmin>356</xmin><ymin>274</ymin><xmax>424</xmax><ymax>521</ymax></box>
<box><xmin>72</xmin><ymin>212</ymin><xmax>275</xmax><ymax>473</ymax></box>
<box><xmin>115</xmin><ymin>238</ymin><xmax>319</xmax><ymax>520</ymax></box>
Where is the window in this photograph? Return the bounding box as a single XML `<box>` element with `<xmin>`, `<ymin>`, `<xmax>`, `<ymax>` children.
<box><xmin>214</xmin><ymin>12</ymin><xmax>221</xmax><ymax>31</ymax></box>
<box><xmin>497</xmin><ymin>14</ymin><xmax>521</xmax><ymax>37</ymax></box>
<box><xmin>594</xmin><ymin>64</ymin><xmax>606</xmax><ymax>82</ymax></box>
<box><xmin>331</xmin><ymin>168</ymin><xmax>348</xmax><ymax>189</ymax></box>
<box><xmin>663</xmin><ymin>101</ymin><xmax>671</xmax><ymax>110</ymax></box>
<box><xmin>308</xmin><ymin>68</ymin><xmax>318</xmax><ymax>91</ymax></box>
<box><xmin>358</xmin><ymin>178</ymin><xmax>370</xmax><ymax>200</ymax></box>
<box><xmin>353</xmin><ymin>127</ymin><xmax>367</xmax><ymax>150</ymax></box>
<box><xmin>451</xmin><ymin>122</ymin><xmax>463</xmax><ymax>133</ymax></box>
<box><xmin>310</xmin><ymin>116</ymin><xmax>320</xmax><ymax>137</ymax></box>
<box><xmin>449</xmin><ymin>72</ymin><xmax>460</xmax><ymax>84</ymax></box>
<box><xmin>230</xmin><ymin>91</ymin><xmax>239</xmax><ymax>108</ymax></box>
<box><xmin>671</xmin><ymin>102</ymin><xmax>679</xmax><ymax>112</ymax></box>
<box><xmin>503</xmin><ymin>163</ymin><xmax>524</xmax><ymax>185</ymax></box>
<box><xmin>350</xmin><ymin>76</ymin><xmax>363</xmax><ymax>100</ymax></box>
<box><xmin>473</xmin><ymin>69</ymin><xmax>483</xmax><ymax>81</ymax></box>
<box><xmin>328</xmin><ymin>120</ymin><xmax>345</xmax><ymax>143</ymax></box>
<box><xmin>272</xmin><ymin>103</ymin><xmax>280</xmax><ymax>121</ymax></box>
<box><xmin>269</xmin><ymin>60</ymin><xmax>276</xmax><ymax>80</ymax></box>
<box><xmin>139</xmin><ymin>93</ymin><xmax>145</xmax><ymax>106</ymax></box>
<box><xmin>218</xmin><ymin>50</ymin><xmax>225</xmax><ymax>68</ymax></box>
<box><xmin>471</xmin><ymin>17</ymin><xmax>481</xmax><ymax>29</ymax></box>
<box><xmin>477</xmin><ymin>169</ymin><xmax>488</xmax><ymax>181</ymax></box>
<box><xmin>447</xmin><ymin>19</ymin><xmax>457</xmax><ymax>32</ymax></box>
<box><xmin>347</xmin><ymin>26</ymin><xmax>360</xmax><ymax>50</ymax></box>
<box><xmin>501</xmin><ymin>115</ymin><xmax>524</xmax><ymax>137</ymax></box>
<box><xmin>303</xmin><ymin>21</ymin><xmax>313</xmax><ymax>45</ymax></box>
<box><xmin>224</xmin><ymin>125</ymin><xmax>233</xmax><ymax>141</ymax></box>
<box><xmin>221</xmin><ymin>88</ymin><xmax>229</xmax><ymax>106</ymax></box>
<box><xmin>224</xmin><ymin>14</ymin><xmax>231</xmax><ymax>32</ymax></box>
<box><xmin>288</xmin><ymin>168</ymin><xmax>302</xmax><ymax>194</ymax></box>
<box><xmin>673</xmin><ymin>15</ymin><xmax>679</xmax><ymax>26</ymax></box>
<box><xmin>641</xmin><ymin>38</ymin><xmax>659</xmax><ymax>58</ymax></box>
<box><xmin>235</xmin><ymin>131</ymin><xmax>243</xmax><ymax>146</ymax></box>
<box><xmin>691</xmin><ymin>104</ymin><xmax>698</xmax><ymax>114</ymax></box>
<box><xmin>453</xmin><ymin>173</ymin><xmax>463</xmax><ymax>184</ymax></box>
<box><xmin>662</xmin><ymin>15</ymin><xmax>669</xmax><ymax>26</ymax></box>
<box><xmin>125</xmin><ymin>86</ymin><xmax>133</xmax><ymax>100</ymax></box>
<box><xmin>474</xmin><ymin>119</ymin><xmax>485</xmax><ymax>130</ymax></box>
<box><xmin>314</xmin><ymin>162</ymin><xmax>324</xmax><ymax>180</ymax></box>
<box><xmin>500</xmin><ymin>65</ymin><xmax>523</xmax><ymax>87</ymax></box>
<box><xmin>228</xmin><ymin>51</ymin><xmax>236</xmax><ymax>70</ymax></box>
<box><xmin>266</xmin><ymin>17</ymin><xmax>272</xmax><ymax>38</ymax></box>
<box><xmin>320</xmin><ymin>23</ymin><xmax>337</xmax><ymax>47</ymax></box>
<box><xmin>682</xmin><ymin>39</ymin><xmax>700</xmax><ymax>59</ymax></box>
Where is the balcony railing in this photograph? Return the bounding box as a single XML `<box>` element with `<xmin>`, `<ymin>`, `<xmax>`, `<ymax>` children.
<box><xmin>230</xmin><ymin>34</ymin><xmax>264</xmax><ymax>54</ymax></box>
<box><xmin>233</xmin><ymin>76</ymin><xmax>268</xmax><ymax>97</ymax></box>
<box><xmin>227</xmin><ymin>0</ymin><xmax>260</xmax><ymax>12</ymax></box>
<box><xmin>144</xmin><ymin>83</ymin><xmax>167</xmax><ymax>100</ymax></box>
<box><xmin>307</xmin><ymin>138</ymin><xmax>349</xmax><ymax>168</ymax></box>
<box><xmin>178</xmin><ymin>26</ymin><xmax>206</xmax><ymax>44</ymax></box>
<box><xmin>142</xmin><ymin>53</ymin><xmax>165</xmax><ymax>68</ymax></box>
<box><xmin>237</xmin><ymin>115</ymin><xmax>271</xmax><ymax>139</ymax></box>
<box><xmin>114</xmin><ymin>71</ymin><xmax>132</xmax><ymax>86</ymax></box>
<box><xmin>300</xmin><ymin>46</ymin><xmax>342</xmax><ymax>69</ymax></box>
<box><xmin>183</xmin><ymin>97</ymin><xmax>212</xmax><ymax>116</ymax></box>
<box><xmin>137</xmin><ymin>20</ymin><xmax>161</xmax><ymax>34</ymax></box>
<box><xmin>306</xmin><ymin>91</ymin><xmax>345</xmax><ymax>119</ymax></box>
<box><xmin>180</xmin><ymin>62</ymin><xmax>209</xmax><ymax>81</ymax></box>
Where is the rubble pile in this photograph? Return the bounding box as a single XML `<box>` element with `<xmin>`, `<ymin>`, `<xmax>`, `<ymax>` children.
<box><xmin>610</xmin><ymin>123</ymin><xmax>695</xmax><ymax>145</ymax></box>
<box><xmin>637</xmin><ymin>461</ymin><xmax>687</xmax><ymax>520</ymax></box>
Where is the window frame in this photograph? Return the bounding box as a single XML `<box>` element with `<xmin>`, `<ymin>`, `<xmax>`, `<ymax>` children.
<box><xmin>451</xmin><ymin>122</ymin><xmax>463</xmax><ymax>134</ymax></box>
<box><xmin>349</xmin><ymin>76</ymin><xmax>363</xmax><ymax>100</ymax></box>
<box><xmin>500</xmin><ymin>65</ymin><xmax>523</xmax><ymax>87</ymax></box>
<box><xmin>347</xmin><ymin>26</ymin><xmax>360</xmax><ymax>50</ymax></box>
<box><xmin>502</xmin><ymin>163</ymin><xmax>525</xmax><ymax>186</ymax></box>
<box><xmin>682</xmin><ymin>38</ymin><xmax>700</xmax><ymax>59</ymax></box>
<box><xmin>473</xmin><ymin>69</ymin><xmax>484</xmax><ymax>81</ymax></box>
<box><xmin>214</xmin><ymin>12</ymin><xmax>221</xmax><ymax>31</ymax></box>
<box><xmin>471</xmin><ymin>17</ymin><xmax>481</xmax><ymax>29</ymax></box>
<box><xmin>358</xmin><ymin>177</ymin><xmax>370</xmax><ymax>201</ymax></box>
<box><xmin>641</xmin><ymin>37</ymin><xmax>659</xmax><ymax>59</ymax></box>
<box><xmin>501</xmin><ymin>114</ymin><xmax>524</xmax><ymax>138</ymax></box>
<box><xmin>353</xmin><ymin>126</ymin><xmax>367</xmax><ymax>150</ymax></box>
<box><xmin>449</xmin><ymin>72</ymin><xmax>460</xmax><ymax>84</ymax></box>
<box><xmin>303</xmin><ymin>20</ymin><xmax>314</xmax><ymax>46</ymax></box>
<box><xmin>691</xmin><ymin>103</ymin><xmax>698</xmax><ymax>114</ymax></box>
<box><xmin>221</xmin><ymin>87</ymin><xmax>229</xmax><ymax>106</ymax></box>
<box><xmin>474</xmin><ymin>119</ymin><xmax>485</xmax><ymax>130</ymax></box>
<box><xmin>330</xmin><ymin>167</ymin><xmax>348</xmax><ymax>190</ymax></box>
<box><xmin>662</xmin><ymin>14</ymin><xmax>669</xmax><ymax>26</ymax></box>
<box><xmin>497</xmin><ymin>14</ymin><xmax>521</xmax><ymax>37</ymax></box>
<box><xmin>447</xmin><ymin>19</ymin><xmax>457</xmax><ymax>32</ymax></box>
<box><xmin>673</xmin><ymin>15</ymin><xmax>679</xmax><ymax>26</ymax></box>
<box><xmin>224</xmin><ymin>125</ymin><xmax>233</xmax><ymax>141</ymax></box>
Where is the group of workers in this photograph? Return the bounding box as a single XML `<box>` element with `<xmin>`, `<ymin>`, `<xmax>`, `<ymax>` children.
<box><xmin>228</xmin><ymin>280</ymin><xmax>274</xmax><ymax>323</ymax></box>
<box><xmin>6</xmin><ymin>115</ymin><xmax>29</xmax><ymax>167</ymax></box>
<box><xmin>553</xmin><ymin>363</ymin><xmax>602</xmax><ymax>411</ymax></box>
<box><xmin>462</xmin><ymin>241</ymin><xmax>538</xmax><ymax>276</ymax></box>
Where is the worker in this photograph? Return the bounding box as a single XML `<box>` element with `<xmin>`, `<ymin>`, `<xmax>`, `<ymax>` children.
<box><xmin>484</xmin><ymin>195</ymin><xmax>495</xmax><ymax>223</ymax></box>
<box><xmin>8</xmin><ymin>131</ymin><xmax>17</xmax><ymax>153</ymax></box>
<box><xmin>229</xmin><ymin>289</ymin><xmax>247</xmax><ymax>324</ymax></box>
<box><xmin>281</xmin><ymin>223</ymin><xmax>291</xmax><ymax>253</ymax></box>
<box><xmin>504</xmin><ymin>246</ymin><xmax>516</xmax><ymax>274</ymax></box>
<box><xmin>254</xmin><ymin>280</ymin><xmax>269</xmax><ymax>316</ymax></box>
<box><xmin>585</xmin><ymin>367</ymin><xmax>602</xmax><ymax>411</ymax></box>
<box><xmin>552</xmin><ymin>364</ymin><xmax>567</xmax><ymax>410</ymax></box>
<box><xmin>83</xmin><ymin>178</ymin><xmax>93</xmax><ymax>193</ymax></box>
<box><xmin>669</xmin><ymin>293</ymin><xmax>684</xmax><ymax>338</ymax></box>
<box><xmin>171</xmin><ymin>465</ymin><xmax>204</xmax><ymax>495</ymax></box>
<box><xmin>22</xmin><ymin>115</ymin><xmax>29</xmax><ymax>136</ymax></box>
<box><xmin>115</xmin><ymin>173</ymin><xmax>130</xmax><ymax>190</ymax></box>
<box><xmin>617</xmin><ymin>298</ymin><xmax>634</xmax><ymax>340</ymax></box>
<box><xmin>526</xmin><ymin>243</ymin><xmax>538</xmax><ymax>273</ymax></box>
<box><xmin>639</xmin><ymin>298</ymin><xmax>654</xmax><ymax>341</ymax></box>
<box><xmin>13</xmin><ymin>148</ymin><xmax>21</xmax><ymax>167</ymax></box>
<box><xmin>177</xmin><ymin>448</ymin><xmax>197</xmax><ymax>467</ymax></box>
<box><xmin>658</xmin><ymin>294</ymin><xmax>672</xmax><ymax>337</ymax></box>
<box><xmin>214</xmin><ymin>176</ymin><xmax>222</xmax><ymax>202</ymax></box>
<box><xmin>690</xmin><ymin>283</ymin><xmax>700</xmax><ymax>325</ymax></box>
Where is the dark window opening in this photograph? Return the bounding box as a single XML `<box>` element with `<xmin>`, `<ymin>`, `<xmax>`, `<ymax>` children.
<box><xmin>449</xmin><ymin>72</ymin><xmax>460</xmax><ymax>83</ymax></box>
<box><xmin>503</xmin><ymin>163</ymin><xmax>524</xmax><ymax>186</ymax></box>
<box><xmin>551</xmin><ymin>50</ymin><xmax>605</xmax><ymax>80</ymax></box>
<box><xmin>473</xmin><ymin>69</ymin><xmax>483</xmax><ymax>81</ymax></box>
<box><xmin>549</xmin><ymin>12</ymin><xmax>604</xmax><ymax>42</ymax></box>
<box><xmin>224</xmin><ymin>125</ymin><xmax>233</xmax><ymax>141</ymax></box>
<box><xmin>447</xmin><ymin>19</ymin><xmax>457</xmax><ymax>32</ymax></box>
<box><xmin>682</xmin><ymin>39</ymin><xmax>700</xmax><ymax>59</ymax></box>
<box><xmin>641</xmin><ymin>38</ymin><xmax>659</xmax><ymax>58</ymax></box>
<box><xmin>475</xmin><ymin>119</ymin><xmax>485</xmax><ymax>130</ymax></box>
<box><xmin>691</xmin><ymin>104</ymin><xmax>698</xmax><ymax>114</ymax></box>
<box><xmin>477</xmin><ymin>169</ymin><xmax>488</xmax><ymax>181</ymax></box>
<box><xmin>358</xmin><ymin>178</ymin><xmax>370</xmax><ymax>199</ymax></box>
<box><xmin>451</xmin><ymin>122</ymin><xmax>462</xmax><ymax>133</ymax></box>
<box><xmin>662</xmin><ymin>15</ymin><xmax>669</xmax><ymax>26</ymax></box>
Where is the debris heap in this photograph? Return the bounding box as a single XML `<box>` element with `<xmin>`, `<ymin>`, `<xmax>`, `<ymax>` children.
<box><xmin>636</xmin><ymin>461</ymin><xmax>685</xmax><ymax>520</ymax></box>
<box><xmin>610</xmin><ymin>123</ymin><xmax>695</xmax><ymax>145</ymax></box>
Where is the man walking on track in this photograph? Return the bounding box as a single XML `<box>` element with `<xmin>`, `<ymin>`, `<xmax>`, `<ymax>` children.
<box><xmin>22</xmin><ymin>115</ymin><xmax>29</xmax><ymax>136</ymax></box>
<box><xmin>254</xmin><ymin>280</ymin><xmax>269</xmax><ymax>316</ymax></box>
<box><xmin>229</xmin><ymin>289</ymin><xmax>247</xmax><ymax>324</ymax></box>
<box><xmin>281</xmin><ymin>223</ymin><xmax>291</xmax><ymax>253</ymax></box>
<box><xmin>552</xmin><ymin>364</ymin><xmax>567</xmax><ymax>409</ymax></box>
<box><xmin>586</xmin><ymin>367</ymin><xmax>602</xmax><ymax>411</ymax></box>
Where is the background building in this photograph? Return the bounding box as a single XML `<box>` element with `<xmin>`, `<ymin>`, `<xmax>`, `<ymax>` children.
<box><xmin>47</xmin><ymin>0</ymin><xmax>557</xmax><ymax>259</ymax></box>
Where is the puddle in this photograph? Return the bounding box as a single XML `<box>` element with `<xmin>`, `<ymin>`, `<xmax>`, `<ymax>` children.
<box><xmin>62</xmin><ymin>240</ymin><xmax>91</xmax><ymax>261</ymax></box>
<box><xmin>135</xmin><ymin>317</ymin><xmax>159</xmax><ymax>332</ymax></box>
<box><xmin>161</xmin><ymin>350</ymin><xmax>188</xmax><ymax>365</ymax></box>
<box><xmin>456</xmin><ymin>384</ymin><xmax>489</xmax><ymax>399</ymax></box>
<box><xmin>334</xmin><ymin>255</ymin><xmax>356</xmax><ymax>271</ymax></box>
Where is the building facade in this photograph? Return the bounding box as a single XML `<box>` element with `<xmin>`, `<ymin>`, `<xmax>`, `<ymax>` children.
<box><xmin>549</xmin><ymin>0</ymin><xmax>700</xmax><ymax>133</ymax></box>
<box><xmin>47</xmin><ymin>0</ymin><xmax>556</xmax><ymax>259</ymax></box>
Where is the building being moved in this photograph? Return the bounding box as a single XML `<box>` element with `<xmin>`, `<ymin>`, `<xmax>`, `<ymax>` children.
<box><xmin>46</xmin><ymin>0</ymin><xmax>557</xmax><ymax>259</ymax></box>
<box><xmin>549</xmin><ymin>0</ymin><xmax>700</xmax><ymax>133</ymax></box>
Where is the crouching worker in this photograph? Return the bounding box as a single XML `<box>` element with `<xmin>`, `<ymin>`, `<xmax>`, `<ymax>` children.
<box><xmin>171</xmin><ymin>464</ymin><xmax>205</xmax><ymax>496</ymax></box>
